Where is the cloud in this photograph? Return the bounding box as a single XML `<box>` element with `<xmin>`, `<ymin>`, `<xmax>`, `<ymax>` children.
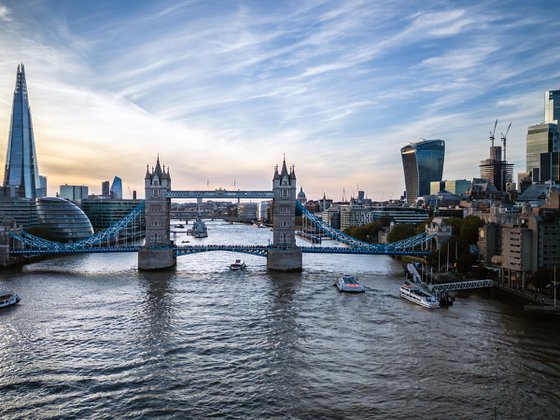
<box><xmin>0</xmin><ymin>4</ymin><xmax>11</xmax><ymax>22</ymax></box>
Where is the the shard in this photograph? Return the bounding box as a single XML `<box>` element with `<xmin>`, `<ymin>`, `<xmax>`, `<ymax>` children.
<box><xmin>3</xmin><ymin>63</ymin><xmax>42</xmax><ymax>198</ymax></box>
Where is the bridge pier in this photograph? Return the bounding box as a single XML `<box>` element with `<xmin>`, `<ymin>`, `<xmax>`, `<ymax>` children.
<box><xmin>138</xmin><ymin>248</ymin><xmax>176</xmax><ymax>271</ymax></box>
<box><xmin>267</xmin><ymin>247</ymin><xmax>302</xmax><ymax>272</ymax></box>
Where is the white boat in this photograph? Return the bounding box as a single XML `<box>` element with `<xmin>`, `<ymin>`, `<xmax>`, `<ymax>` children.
<box><xmin>190</xmin><ymin>218</ymin><xmax>208</xmax><ymax>238</ymax></box>
<box><xmin>0</xmin><ymin>289</ymin><xmax>20</xmax><ymax>309</ymax></box>
<box><xmin>230</xmin><ymin>259</ymin><xmax>246</xmax><ymax>271</ymax></box>
<box><xmin>336</xmin><ymin>274</ymin><xmax>365</xmax><ymax>293</ymax></box>
<box><xmin>400</xmin><ymin>282</ymin><xmax>439</xmax><ymax>309</ymax></box>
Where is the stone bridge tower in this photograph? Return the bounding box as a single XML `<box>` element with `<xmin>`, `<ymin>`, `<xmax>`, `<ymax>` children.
<box><xmin>267</xmin><ymin>159</ymin><xmax>302</xmax><ymax>271</ymax></box>
<box><xmin>138</xmin><ymin>156</ymin><xmax>176</xmax><ymax>270</ymax></box>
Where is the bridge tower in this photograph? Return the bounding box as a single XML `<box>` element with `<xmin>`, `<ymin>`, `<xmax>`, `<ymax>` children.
<box><xmin>138</xmin><ymin>156</ymin><xmax>176</xmax><ymax>270</ymax></box>
<box><xmin>267</xmin><ymin>159</ymin><xmax>302</xmax><ymax>271</ymax></box>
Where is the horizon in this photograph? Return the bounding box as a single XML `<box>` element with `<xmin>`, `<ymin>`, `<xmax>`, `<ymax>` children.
<box><xmin>1</xmin><ymin>0</ymin><xmax>559</xmax><ymax>200</ymax></box>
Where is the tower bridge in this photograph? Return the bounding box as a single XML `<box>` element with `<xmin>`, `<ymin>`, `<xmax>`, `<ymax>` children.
<box><xmin>5</xmin><ymin>157</ymin><xmax>435</xmax><ymax>270</ymax></box>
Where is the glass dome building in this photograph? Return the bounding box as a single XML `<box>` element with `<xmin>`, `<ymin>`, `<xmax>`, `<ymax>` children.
<box><xmin>30</xmin><ymin>197</ymin><xmax>94</xmax><ymax>242</ymax></box>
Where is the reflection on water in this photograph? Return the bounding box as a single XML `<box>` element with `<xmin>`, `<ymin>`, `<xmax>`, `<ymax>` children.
<box><xmin>0</xmin><ymin>221</ymin><xmax>559</xmax><ymax>418</ymax></box>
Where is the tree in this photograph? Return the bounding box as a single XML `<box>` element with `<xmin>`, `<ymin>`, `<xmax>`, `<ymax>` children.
<box><xmin>387</xmin><ymin>224</ymin><xmax>416</xmax><ymax>243</ymax></box>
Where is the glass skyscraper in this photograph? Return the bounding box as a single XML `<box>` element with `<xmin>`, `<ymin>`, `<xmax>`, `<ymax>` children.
<box><xmin>545</xmin><ymin>90</ymin><xmax>560</xmax><ymax>123</ymax></box>
<box><xmin>526</xmin><ymin>123</ymin><xmax>559</xmax><ymax>176</ymax></box>
<box><xmin>3</xmin><ymin>64</ymin><xmax>43</xmax><ymax>199</ymax></box>
<box><xmin>401</xmin><ymin>139</ymin><xmax>445</xmax><ymax>205</ymax></box>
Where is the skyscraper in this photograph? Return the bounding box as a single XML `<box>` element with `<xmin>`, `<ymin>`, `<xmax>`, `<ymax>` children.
<box><xmin>110</xmin><ymin>176</ymin><xmax>123</xmax><ymax>199</ymax></box>
<box><xmin>3</xmin><ymin>64</ymin><xmax>43</xmax><ymax>199</ymax></box>
<box><xmin>401</xmin><ymin>139</ymin><xmax>445</xmax><ymax>205</ymax></box>
<box><xmin>526</xmin><ymin>123</ymin><xmax>559</xmax><ymax>177</ymax></box>
<box><xmin>545</xmin><ymin>90</ymin><xmax>560</xmax><ymax>123</ymax></box>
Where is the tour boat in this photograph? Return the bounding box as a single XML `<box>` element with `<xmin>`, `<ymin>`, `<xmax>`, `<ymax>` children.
<box><xmin>399</xmin><ymin>282</ymin><xmax>440</xmax><ymax>309</ymax></box>
<box><xmin>230</xmin><ymin>259</ymin><xmax>246</xmax><ymax>271</ymax></box>
<box><xmin>336</xmin><ymin>274</ymin><xmax>365</xmax><ymax>293</ymax></box>
<box><xmin>0</xmin><ymin>289</ymin><xmax>20</xmax><ymax>309</ymax></box>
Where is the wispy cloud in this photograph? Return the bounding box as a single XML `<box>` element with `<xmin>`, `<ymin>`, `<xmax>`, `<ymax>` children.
<box><xmin>0</xmin><ymin>0</ymin><xmax>559</xmax><ymax>199</ymax></box>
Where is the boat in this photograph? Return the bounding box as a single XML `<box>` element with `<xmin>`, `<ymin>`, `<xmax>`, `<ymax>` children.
<box><xmin>336</xmin><ymin>274</ymin><xmax>365</xmax><ymax>293</ymax></box>
<box><xmin>190</xmin><ymin>218</ymin><xmax>208</xmax><ymax>238</ymax></box>
<box><xmin>399</xmin><ymin>282</ymin><xmax>440</xmax><ymax>309</ymax></box>
<box><xmin>0</xmin><ymin>289</ymin><xmax>20</xmax><ymax>309</ymax></box>
<box><xmin>230</xmin><ymin>259</ymin><xmax>246</xmax><ymax>271</ymax></box>
<box><xmin>176</xmin><ymin>224</ymin><xmax>185</xmax><ymax>229</ymax></box>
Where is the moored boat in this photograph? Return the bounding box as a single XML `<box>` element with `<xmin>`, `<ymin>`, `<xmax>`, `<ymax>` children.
<box><xmin>0</xmin><ymin>289</ymin><xmax>20</xmax><ymax>309</ymax></box>
<box><xmin>336</xmin><ymin>274</ymin><xmax>365</xmax><ymax>293</ymax></box>
<box><xmin>230</xmin><ymin>259</ymin><xmax>246</xmax><ymax>271</ymax></box>
<box><xmin>399</xmin><ymin>282</ymin><xmax>439</xmax><ymax>309</ymax></box>
<box><xmin>189</xmin><ymin>218</ymin><xmax>208</xmax><ymax>238</ymax></box>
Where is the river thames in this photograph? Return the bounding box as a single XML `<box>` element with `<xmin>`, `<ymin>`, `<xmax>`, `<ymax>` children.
<box><xmin>1</xmin><ymin>220</ymin><xmax>559</xmax><ymax>419</ymax></box>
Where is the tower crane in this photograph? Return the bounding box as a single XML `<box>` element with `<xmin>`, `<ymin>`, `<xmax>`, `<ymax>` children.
<box><xmin>490</xmin><ymin>119</ymin><xmax>498</xmax><ymax>147</ymax></box>
<box><xmin>501</xmin><ymin>122</ymin><xmax>512</xmax><ymax>161</ymax></box>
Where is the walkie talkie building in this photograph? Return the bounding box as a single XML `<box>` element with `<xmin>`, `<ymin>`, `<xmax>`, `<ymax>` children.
<box><xmin>401</xmin><ymin>139</ymin><xmax>445</xmax><ymax>205</ymax></box>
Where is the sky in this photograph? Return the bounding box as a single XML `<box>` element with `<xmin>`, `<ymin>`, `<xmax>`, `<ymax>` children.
<box><xmin>0</xmin><ymin>0</ymin><xmax>559</xmax><ymax>200</ymax></box>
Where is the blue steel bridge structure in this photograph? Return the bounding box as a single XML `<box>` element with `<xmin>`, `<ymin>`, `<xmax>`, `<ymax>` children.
<box><xmin>8</xmin><ymin>192</ymin><xmax>434</xmax><ymax>259</ymax></box>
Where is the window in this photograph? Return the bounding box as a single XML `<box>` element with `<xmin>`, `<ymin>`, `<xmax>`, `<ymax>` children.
<box><xmin>152</xmin><ymin>189</ymin><xmax>160</xmax><ymax>198</ymax></box>
<box><xmin>281</xmin><ymin>189</ymin><xmax>289</xmax><ymax>198</ymax></box>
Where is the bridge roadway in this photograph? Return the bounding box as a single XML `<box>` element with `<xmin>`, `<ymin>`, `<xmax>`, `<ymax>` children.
<box><xmin>10</xmin><ymin>244</ymin><xmax>432</xmax><ymax>257</ymax></box>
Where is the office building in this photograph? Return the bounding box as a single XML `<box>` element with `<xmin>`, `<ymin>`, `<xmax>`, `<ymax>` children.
<box><xmin>101</xmin><ymin>181</ymin><xmax>110</xmax><ymax>196</ymax></box>
<box><xmin>81</xmin><ymin>198</ymin><xmax>145</xmax><ymax>236</ymax></box>
<box><xmin>3</xmin><ymin>64</ymin><xmax>44</xmax><ymax>199</ymax></box>
<box><xmin>479</xmin><ymin>144</ymin><xmax>514</xmax><ymax>192</ymax></box>
<box><xmin>401</xmin><ymin>139</ymin><xmax>445</xmax><ymax>205</ymax></box>
<box><xmin>545</xmin><ymin>90</ymin><xmax>560</xmax><ymax>123</ymax></box>
<box><xmin>526</xmin><ymin>123</ymin><xmax>559</xmax><ymax>176</ymax></box>
<box><xmin>110</xmin><ymin>176</ymin><xmax>123</xmax><ymax>199</ymax></box>
<box><xmin>59</xmin><ymin>185</ymin><xmax>89</xmax><ymax>201</ymax></box>
<box><xmin>540</xmin><ymin>152</ymin><xmax>560</xmax><ymax>183</ymax></box>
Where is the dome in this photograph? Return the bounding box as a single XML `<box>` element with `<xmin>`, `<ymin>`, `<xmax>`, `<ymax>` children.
<box><xmin>297</xmin><ymin>187</ymin><xmax>306</xmax><ymax>199</ymax></box>
<box><xmin>30</xmin><ymin>197</ymin><xmax>94</xmax><ymax>242</ymax></box>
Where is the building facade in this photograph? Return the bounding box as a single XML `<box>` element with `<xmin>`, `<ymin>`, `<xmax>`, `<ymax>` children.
<box><xmin>545</xmin><ymin>90</ymin><xmax>560</xmax><ymax>123</ymax></box>
<box><xmin>60</xmin><ymin>185</ymin><xmax>89</xmax><ymax>202</ymax></box>
<box><xmin>3</xmin><ymin>64</ymin><xmax>44</xmax><ymax>199</ymax></box>
<box><xmin>401</xmin><ymin>139</ymin><xmax>445</xmax><ymax>205</ymax></box>
<box><xmin>526</xmin><ymin>123</ymin><xmax>559</xmax><ymax>177</ymax></box>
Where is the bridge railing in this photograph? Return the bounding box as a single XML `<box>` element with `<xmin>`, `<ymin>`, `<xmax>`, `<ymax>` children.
<box><xmin>9</xmin><ymin>201</ymin><xmax>145</xmax><ymax>255</ymax></box>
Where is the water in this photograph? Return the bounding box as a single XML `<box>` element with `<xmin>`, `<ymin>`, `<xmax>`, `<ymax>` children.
<box><xmin>1</xmin><ymin>220</ymin><xmax>559</xmax><ymax>419</ymax></box>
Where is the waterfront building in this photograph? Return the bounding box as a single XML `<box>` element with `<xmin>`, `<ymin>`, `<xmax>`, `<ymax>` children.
<box><xmin>339</xmin><ymin>205</ymin><xmax>374</xmax><ymax>230</ymax></box>
<box><xmin>257</xmin><ymin>201</ymin><xmax>270</xmax><ymax>222</ymax></box>
<box><xmin>0</xmin><ymin>196</ymin><xmax>37</xmax><ymax>228</ymax></box>
<box><xmin>321</xmin><ymin>206</ymin><xmax>341</xmax><ymax>229</ymax></box>
<box><xmin>478</xmin><ymin>192</ymin><xmax>560</xmax><ymax>289</ymax></box>
<box><xmin>30</xmin><ymin>197</ymin><xmax>94</xmax><ymax>242</ymax></box>
<box><xmin>526</xmin><ymin>123</ymin><xmax>559</xmax><ymax>177</ymax></box>
<box><xmin>237</xmin><ymin>202</ymin><xmax>258</xmax><ymax>222</ymax></box>
<box><xmin>60</xmin><ymin>185</ymin><xmax>89</xmax><ymax>202</ymax></box>
<box><xmin>401</xmin><ymin>139</ymin><xmax>445</xmax><ymax>205</ymax></box>
<box><xmin>545</xmin><ymin>90</ymin><xmax>560</xmax><ymax>123</ymax></box>
<box><xmin>3</xmin><ymin>64</ymin><xmax>45</xmax><ymax>199</ymax></box>
<box><xmin>81</xmin><ymin>198</ymin><xmax>145</xmax><ymax>234</ymax></box>
<box><xmin>110</xmin><ymin>176</ymin><xmax>123</xmax><ymax>200</ymax></box>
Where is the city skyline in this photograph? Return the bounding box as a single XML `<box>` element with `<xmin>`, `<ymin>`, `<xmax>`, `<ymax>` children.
<box><xmin>0</xmin><ymin>0</ymin><xmax>559</xmax><ymax>200</ymax></box>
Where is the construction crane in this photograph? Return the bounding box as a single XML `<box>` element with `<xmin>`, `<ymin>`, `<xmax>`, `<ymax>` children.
<box><xmin>490</xmin><ymin>119</ymin><xmax>498</xmax><ymax>147</ymax></box>
<box><xmin>501</xmin><ymin>122</ymin><xmax>512</xmax><ymax>161</ymax></box>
